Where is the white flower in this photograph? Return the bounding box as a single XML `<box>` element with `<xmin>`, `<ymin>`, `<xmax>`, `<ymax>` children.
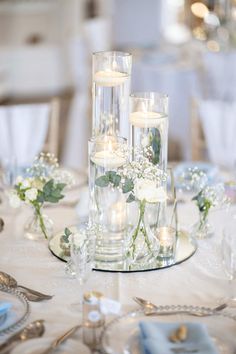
<box><xmin>9</xmin><ymin>192</ymin><xmax>21</xmax><ymax>208</ymax></box>
<box><xmin>25</xmin><ymin>188</ymin><xmax>38</xmax><ymax>202</ymax></box>
<box><xmin>15</xmin><ymin>176</ymin><xmax>23</xmax><ymax>185</ymax></box>
<box><xmin>134</xmin><ymin>178</ymin><xmax>167</xmax><ymax>203</ymax></box>
<box><xmin>69</xmin><ymin>232</ymin><xmax>87</xmax><ymax>249</ymax></box>
<box><xmin>21</xmin><ymin>179</ymin><xmax>31</xmax><ymax>189</ymax></box>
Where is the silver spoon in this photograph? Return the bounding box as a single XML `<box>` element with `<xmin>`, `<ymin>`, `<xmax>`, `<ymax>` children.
<box><xmin>0</xmin><ymin>319</ymin><xmax>45</xmax><ymax>352</ymax></box>
<box><xmin>0</xmin><ymin>271</ymin><xmax>53</xmax><ymax>301</ymax></box>
<box><xmin>133</xmin><ymin>297</ymin><xmax>227</xmax><ymax>317</ymax></box>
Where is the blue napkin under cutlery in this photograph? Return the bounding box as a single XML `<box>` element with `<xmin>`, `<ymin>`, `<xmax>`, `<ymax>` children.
<box><xmin>0</xmin><ymin>302</ymin><xmax>11</xmax><ymax>326</ymax></box>
<box><xmin>139</xmin><ymin>322</ymin><xmax>219</xmax><ymax>354</ymax></box>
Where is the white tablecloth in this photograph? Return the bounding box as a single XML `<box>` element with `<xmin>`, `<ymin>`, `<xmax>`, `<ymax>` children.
<box><xmin>0</xmin><ymin>200</ymin><xmax>235</xmax><ymax>351</ymax></box>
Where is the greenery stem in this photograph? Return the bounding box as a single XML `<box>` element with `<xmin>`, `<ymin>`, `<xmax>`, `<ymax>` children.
<box><xmin>130</xmin><ymin>200</ymin><xmax>146</xmax><ymax>259</ymax></box>
<box><xmin>34</xmin><ymin>204</ymin><xmax>48</xmax><ymax>239</ymax></box>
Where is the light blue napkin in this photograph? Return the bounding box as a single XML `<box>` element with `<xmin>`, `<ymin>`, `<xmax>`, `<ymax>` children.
<box><xmin>139</xmin><ymin>322</ymin><xmax>219</xmax><ymax>354</ymax></box>
<box><xmin>0</xmin><ymin>302</ymin><xmax>11</xmax><ymax>317</ymax></box>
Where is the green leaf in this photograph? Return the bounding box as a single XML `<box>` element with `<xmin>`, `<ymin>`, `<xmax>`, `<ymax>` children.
<box><xmin>95</xmin><ymin>175</ymin><xmax>109</xmax><ymax>187</ymax></box>
<box><xmin>106</xmin><ymin>171</ymin><xmax>117</xmax><ymax>181</ymax></box>
<box><xmin>122</xmin><ymin>178</ymin><xmax>134</xmax><ymax>193</ymax></box>
<box><xmin>126</xmin><ymin>193</ymin><xmax>135</xmax><ymax>203</ymax></box>
<box><xmin>55</xmin><ymin>183</ymin><xmax>66</xmax><ymax>191</ymax></box>
<box><xmin>43</xmin><ymin>179</ymin><xmax>54</xmax><ymax>195</ymax></box>
<box><xmin>61</xmin><ymin>235</ymin><xmax>69</xmax><ymax>243</ymax></box>
<box><xmin>65</xmin><ymin>227</ymin><xmax>72</xmax><ymax>237</ymax></box>
<box><xmin>36</xmin><ymin>190</ymin><xmax>45</xmax><ymax>203</ymax></box>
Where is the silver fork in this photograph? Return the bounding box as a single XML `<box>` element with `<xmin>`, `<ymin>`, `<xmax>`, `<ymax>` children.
<box><xmin>146</xmin><ymin>304</ymin><xmax>227</xmax><ymax>318</ymax></box>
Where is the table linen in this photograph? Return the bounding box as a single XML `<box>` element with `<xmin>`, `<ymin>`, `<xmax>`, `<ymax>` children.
<box><xmin>0</xmin><ymin>200</ymin><xmax>235</xmax><ymax>350</ymax></box>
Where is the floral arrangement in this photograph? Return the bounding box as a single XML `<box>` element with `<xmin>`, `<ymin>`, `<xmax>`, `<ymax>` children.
<box><xmin>193</xmin><ymin>183</ymin><xmax>229</xmax><ymax>227</ymax></box>
<box><xmin>95</xmin><ymin>153</ymin><xmax>167</xmax><ymax>260</ymax></box>
<box><xmin>9</xmin><ymin>153</ymin><xmax>70</xmax><ymax>239</ymax></box>
<box><xmin>60</xmin><ymin>227</ymin><xmax>88</xmax><ymax>253</ymax></box>
<box><xmin>184</xmin><ymin>167</ymin><xmax>229</xmax><ymax>237</ymax></box>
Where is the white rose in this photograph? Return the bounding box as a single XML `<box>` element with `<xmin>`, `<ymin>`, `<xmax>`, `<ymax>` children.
<box><xmin>69</xmin><ymin>232</ymin><xmax>87</xmax><ymax>249</ymax></box>
<box><xmin>134</xmin><ymin>178</ymin><xmax>167</xmax><ymax>203</ymax></box>
<box><xmin>9</xmin><ymin>192</ymin><xmax>21</xmax><ymax>208</ymax></box>
<box><xmin>25</xmin><ymin>188</ymin><xmax>38</xmax><ymax>202</ymax></box>
<box><xmin>21</xmin><ymin>179</ymin><xmax>31</xmax><ymax>189</ymax></box>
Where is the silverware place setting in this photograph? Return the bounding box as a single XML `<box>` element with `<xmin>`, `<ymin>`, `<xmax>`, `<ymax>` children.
<box><xmin>38</xmin><ymin>324</ymin><xmax>82</xmax><ymax>354</ymax></box>
<box><xmin>0</xmin><ymin>272</ymin><xmax>53</xmax><ymax>302</ymax></box>
<box><xmin>0</xmin><ymin>319</ymin><xmax>45</xmax><ymax>353</ymax></box>
<box><xmin>133</xmin><ymin>296</ymin><xmax>227</xmax><ymax>317</ymax></box>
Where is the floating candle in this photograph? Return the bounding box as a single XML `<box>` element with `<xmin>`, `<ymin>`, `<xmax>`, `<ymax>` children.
<box><xmin>94</xmin><ymin>70</ymin><xmax>129</xmax><ymax>87</ymax></box>
<box><xmin>129</xmin><ymin>111</ymin><xmax>167</xmax><ymax>128</ymax></box>
<box><xmin>91</xmin><ymin>150</ymin><xmax>126</xmax><ymax>168</ymax></box>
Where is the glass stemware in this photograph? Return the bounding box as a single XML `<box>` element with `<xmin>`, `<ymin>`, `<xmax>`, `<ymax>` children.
<box><xmin>69</xmin><ymin>227</ymin><xmax>95</xmax><ymax>311</ymax></box>
<box><xmin>221</xmin><ymin>219</ymin><xmax>236</xmax><ymax>306</ymax></box>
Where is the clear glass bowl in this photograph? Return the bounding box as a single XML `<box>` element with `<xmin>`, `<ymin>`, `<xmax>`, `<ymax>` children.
<box><xmin>0</xmin><ymin>284</ymin><xmax>30</xmax><ymax>336</ymax></box>
<box><xmin>101</xmin><ymin>306</ymin><xmax>236</xmax><ymax>354</ymax></box>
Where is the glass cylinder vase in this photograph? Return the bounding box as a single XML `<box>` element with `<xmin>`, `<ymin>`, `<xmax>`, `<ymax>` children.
<box><xmin>129</xmin><ymin>92</ymin><xmax>168</xmax><ymax>171</ymax></box>
<box><xmin>89</xmin><ymin>136</ymin><xmax>128</xmax><ymax>265</ymax></box>
<box><xmin>92</xmin><ymin>51</ymin><xmax>132</xmax><ymax>138</ymax></box>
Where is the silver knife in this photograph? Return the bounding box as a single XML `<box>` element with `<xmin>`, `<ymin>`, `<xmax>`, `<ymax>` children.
<box><xmin>39</xmin><ymin>324</ymin><xmax>82</xmax><ymax>354</ymax></box>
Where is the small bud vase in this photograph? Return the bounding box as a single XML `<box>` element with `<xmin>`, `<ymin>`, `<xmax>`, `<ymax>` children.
<box><xmin>193</xmin><ymin>211</ymin><xmax>213</xmax><ymax>239</ymax></box>
<box><xmin>125</xmin><ymin>200</ymin><xmax>160</xmax><ymax>268</ymax></box>
<box><xmin>24</xmin><ymin>208</ymin><xmax>53</xmax><ymax>240</ymax></box>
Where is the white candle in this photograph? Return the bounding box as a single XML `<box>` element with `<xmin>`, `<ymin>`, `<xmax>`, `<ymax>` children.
<box><xmin>157</xmin><ymin>226</ymin><xmax>176</xmax><ymax>258</ymax></box>
<box><xmin>91</xmin><ymin>150</ymin><xmax>126</xmax><ymax>168</ymax></box>
<box><xmin>108</xmin><ymin>201</ymin><xmax>127</xmax><ymax>232</ymax></box>
<box><xmin>129</xmin><ymin>111</ymin><xmax>167</xmax><ymax>128</ymax></box>
<box><xmin>94</xmin><ymin>70</ymin><xmax>129</xmax><ymax>87</ymax></box>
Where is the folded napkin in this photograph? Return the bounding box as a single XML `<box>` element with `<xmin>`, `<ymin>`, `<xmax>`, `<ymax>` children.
<box><xmin>0</xmin><ymin>302</ymin><xmax>11</xmax><ymax>316</ymax></box>
<box><xmin>139</xmin><ymin>321</ymin><xmax>218</xmax><ymax>354</ymax></box>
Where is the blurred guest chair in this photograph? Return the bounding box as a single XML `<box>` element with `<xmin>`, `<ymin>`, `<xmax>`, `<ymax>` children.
<box><xmin>0</xmin><ymin>92</ymin><xmax>72</xmax><ymax>185</ymax></box>
<box><xmin>192</xmin><ymin>50</ymin><xmax>236</xmax><ymax>168</ymax></box>
<box><xmin>191</xmin><ymin>99</ymin><xmax>207</xmax><ymax>161</ymax></box>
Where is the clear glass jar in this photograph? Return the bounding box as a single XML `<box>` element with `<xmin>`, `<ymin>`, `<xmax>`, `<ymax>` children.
<box><xmin>82</xmin><ymin>291</ymin><xmax>105</xmax><ymax>350</ymax></box>
<box><xmin>24</xmin><ymin>208</ymin><xmax>53</xmax><ymax>240</ymax></box>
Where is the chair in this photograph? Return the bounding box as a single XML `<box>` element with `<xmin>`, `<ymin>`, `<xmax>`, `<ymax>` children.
<box><xmin>190</xmin><ymin>99</ymin><xmax>207</xmax><ymax>161</ymax></box>
<box><xmin>0</xmin><ymin>88</ymin><xmax>74</xmax><ymax>162</ymax></box>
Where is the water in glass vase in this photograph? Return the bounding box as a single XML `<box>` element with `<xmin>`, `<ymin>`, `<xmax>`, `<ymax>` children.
<box><xmin>130</xmin><ymin>111</ymin><xmax>168</xmax><ymax>170</ymax></box>
<box><xmin>93</xmin><ymin>71</ymin><xmax>130</xmax><ymax>138</ymax></box>
<box><xmin>89</xmin><ymin>157</ymin><xmax>127</xmax><ymax>265</ymax></box>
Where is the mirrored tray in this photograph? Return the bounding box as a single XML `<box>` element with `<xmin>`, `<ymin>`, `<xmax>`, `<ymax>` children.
<box><xmin>49</xmin><ymin>228</ymin><xmax>197</xmax><ymax>273</ymax></box>
<box><xmin>0</xmin><ymin>285</ymin><xmax>30</xmax><ymax>336</ymax></box>
<box><xmin>101</xmin><ymin>307</ymin><xmax>236</xmax><ymax>354</ymax></box>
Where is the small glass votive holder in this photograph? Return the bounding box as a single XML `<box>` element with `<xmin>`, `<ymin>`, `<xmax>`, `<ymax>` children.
<box><xmin>82</xmin><ymin>291</ymin><xmax>105</xmax><ymax>350</ymax></box>
<box><xmin>155</xmin><ymin>226</ymin><xmax>177</xmax><ymax>260</ymax></box>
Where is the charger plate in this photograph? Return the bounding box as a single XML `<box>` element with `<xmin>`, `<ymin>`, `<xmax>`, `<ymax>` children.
<box><xmin>100</xmin><ymin>307</ymin><xmax>236</xmax><ymax>354</ymax></box>
<box><xmin>0</xmin><ymin>285</ymin><xmax>30</xmax><ymax>336</ymax></box>
<box><xmin>49</xmin><ymin>229</ymin><xmax>197</xmax><ymax>273</ymax></box>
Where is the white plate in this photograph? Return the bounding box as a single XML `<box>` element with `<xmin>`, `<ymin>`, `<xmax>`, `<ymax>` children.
<box><xmin>11</xmin><ymin>337</ymin><xmax>91</xmax><ymax>354</ymax></box>
<box><xmin>101</xmin><ymin>308</ymin><xmax>236</xmax><ymax>354</ymax></box>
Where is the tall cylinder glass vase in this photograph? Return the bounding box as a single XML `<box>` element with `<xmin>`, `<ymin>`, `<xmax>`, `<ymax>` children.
<box><xmin>129</xmin><ymin>92</ymin><xmax>168</xmax><ymax>170</ymax></box>
<box><xmin>89</xmin><ymin>136</ymin><xmax>128</xmax><ymax>266</ymax></box>
<box><xmin>129</xmin><ymin>92</ymin><xmax>169</xmax><ymax>231</ymax></box>
<box><xmin>92</xmin><ymin>51</ymin><xmax>132</xmax><ymax>138</ymax></box>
